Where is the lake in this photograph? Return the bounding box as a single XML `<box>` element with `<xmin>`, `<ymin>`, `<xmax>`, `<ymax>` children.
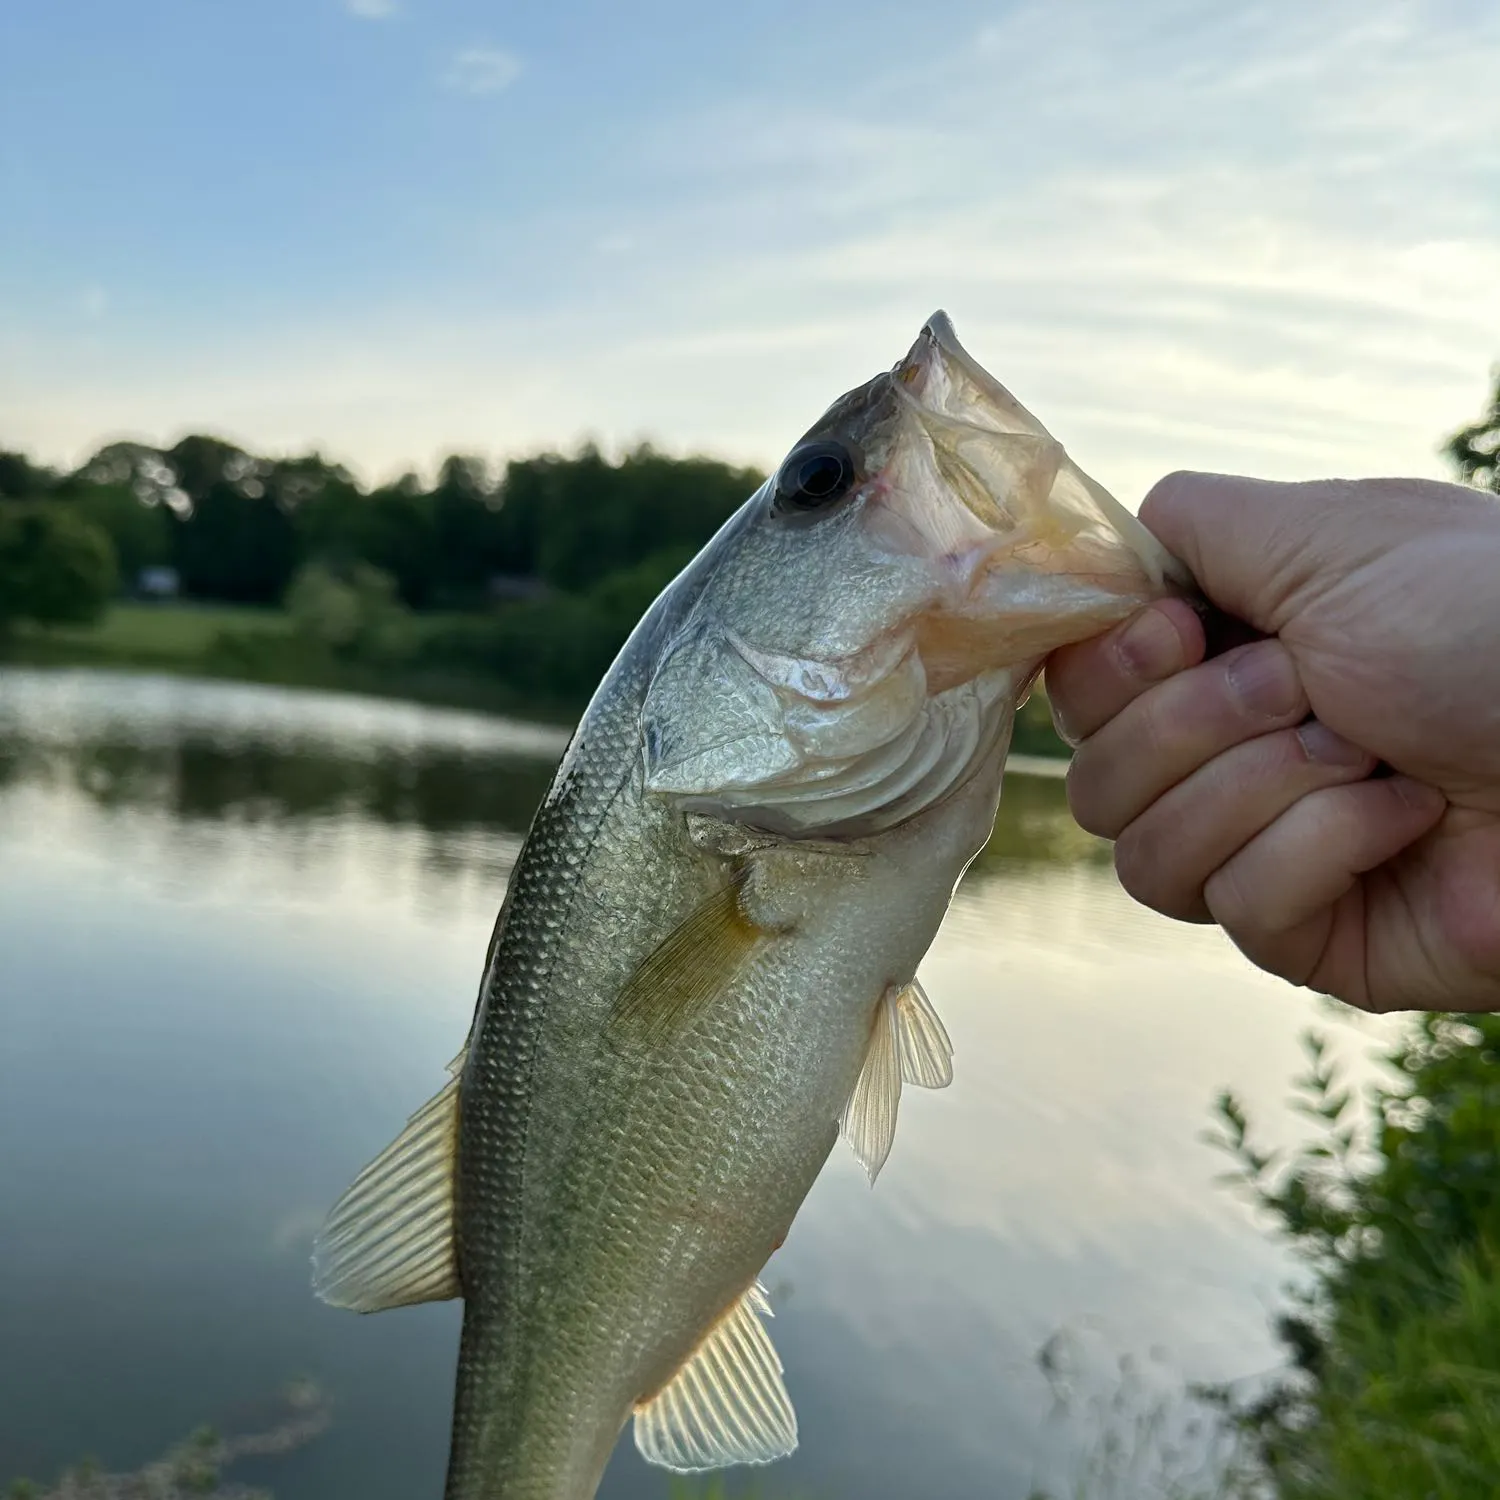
<box><xmin>0</xmin><ymin>667</ymin><xmax>1401</xmax><ymax>1499</ymax></box>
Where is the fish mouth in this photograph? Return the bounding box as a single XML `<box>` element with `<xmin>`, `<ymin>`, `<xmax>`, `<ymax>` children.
<box><xmin>892</xmin><ymin>310</ymin><xmax>1037</xmax><ymax>439</ymax></box>
<box><xmin>872</xmin><ymin>311</ymin><xmax>1192</xmax><ymax>688</ymax></box>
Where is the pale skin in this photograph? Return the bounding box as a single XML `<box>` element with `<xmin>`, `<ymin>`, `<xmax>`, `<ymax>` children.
<box><xmin>1045</xmin><ymin>472</ymin><xmax>1500</xmax><ymax>1014</ymax></box>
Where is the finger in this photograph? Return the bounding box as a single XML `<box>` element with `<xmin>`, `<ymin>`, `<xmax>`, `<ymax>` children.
<box><xmin>1045</xmin><ymin>598</ymin><xmax>1205</xmax><ymax>746</ymax></box>
<box><xmin>1141</xmin><ymin>473</ymin><xmax>1351</xmax><ymax>635</ymax></box>
<box><xmin>1204</xmin><ymin>777</ymin><xmax>1447</xmax><ymax>993</ymax></box>
<box><xmin>1142</xmin><ymin>473</ymin><xmax>1491</xmax><ymax>639</ymax></box>
<box><xmin>1114</xmin><ymin>721</ymin><xmax>1377</xmax><ymax>922</ymax></box>
<box><xmin>1067</xmin><ymin>638</ymin><xmax>1307</xmax><ymax>840</ymax></box>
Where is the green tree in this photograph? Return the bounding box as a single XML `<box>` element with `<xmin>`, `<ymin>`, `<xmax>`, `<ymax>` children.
<box><xmin>499</xmin><ymin>445</ymin><xmax>761</xmax><ymax>593</ymax></box>
<box><xmin>72</xmin><ymin>440</ymin><xmax>186</xmax><ymax>509</ymax></box>
<box><xmin>0</xmin><ymin>505</ymin><xmax>117</xmax><ymax>633</ymax></box>
<box><xmin>0</xmin><ymin>450</ymin><xmax>55</xmax><ymax>499</ymax></box>
<box><xmin>431</xmin><ymin>454</ymin><xmax>505</xmax><ymax>606</ymax></box>
<box><xmin>361</xmin><ymin>479</ymin><xmax>439</xmax><ymax>608</ymax></box>
<box><xmin>55</xmin><ymin>481</ymin><xmax>173</xmax><ymax>580</ymax></box>
<box><xmin>1446</xmin><ymin>367</ymin><xmax>1500</xmax><ymax>493</ymax></box>
<box><xmin>167</xmin><ymin>435</ymin><xmax>300</xmax><ymax>603</ymax></box>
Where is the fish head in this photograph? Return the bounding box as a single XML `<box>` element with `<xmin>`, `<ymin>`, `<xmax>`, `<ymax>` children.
<box><xmin>641</xmin><ymin>311</ymin><xmax>1192</xmax><ymax>837</ymax></box>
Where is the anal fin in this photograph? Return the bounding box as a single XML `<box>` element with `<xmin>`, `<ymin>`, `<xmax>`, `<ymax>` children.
<box><xmin>634</xmin><ymin>1281</ymin><xmax>797</xmax><ymax>1472</ymax></box>
<box><xmin>311</xmin><ymin>1050</ymin><xmax>465</xmax><ymax>1312</ymax></box>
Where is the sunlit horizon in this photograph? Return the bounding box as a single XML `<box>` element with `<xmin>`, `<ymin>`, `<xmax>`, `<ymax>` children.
<box><xmin>4</xmin><ymin>0</ymin><xmax>1497</xmax><ymax>503</ymax></box>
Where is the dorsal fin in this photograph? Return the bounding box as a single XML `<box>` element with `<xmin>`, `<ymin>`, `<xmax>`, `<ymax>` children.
<box><xmin>633</xmin><ymin>1281</ymin><xmax>797</xmax><ymax>1472</ymax></box>
<box><xmin>311</xmin><ymin>1051</ymin><xmax>465</xmax><ymax>1312</ymax></box>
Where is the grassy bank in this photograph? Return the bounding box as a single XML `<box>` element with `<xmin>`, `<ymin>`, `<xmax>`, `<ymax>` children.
<box><xmin>4</xmin><ymin>600</ymin><xmax>1074</xmax><ymax>756</ymax></box>
<box><xmin>27</xmin><ymin>601</ymin><xmax>295</xmax><ymax>661</ymax></box>
<box><xmin>3</xmin><ymin>602</ymin><xmax>585</xmax><ymax>725</ymax></box>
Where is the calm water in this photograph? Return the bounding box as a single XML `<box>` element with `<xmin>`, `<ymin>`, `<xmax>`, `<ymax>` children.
<box><xmin>0</xmin><ymin>668</ymin><xmax>1400</xmax><ymax>1499</ymax></box>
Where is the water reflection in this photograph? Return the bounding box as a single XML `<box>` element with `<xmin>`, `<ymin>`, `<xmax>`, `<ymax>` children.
<box><xmin>0</xmin><ymin>668</ymin><xmax>560</xmax><ymax>838</ymax></box>
<box><xmin>0</xmin><ymin>669</ymin><xmax>1397</xmax><ymax>1500</ymax></box>
<box><xmin>0</xmin><ymin>671</ymin><xmax>1105</xmax><ymax>876</ymax></box>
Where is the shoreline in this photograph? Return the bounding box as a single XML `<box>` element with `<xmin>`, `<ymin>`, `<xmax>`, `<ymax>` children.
<box><xmin>0</xmin><ymin>658</ymin><xmax>1073</xmax><ymax>774</ymax></box>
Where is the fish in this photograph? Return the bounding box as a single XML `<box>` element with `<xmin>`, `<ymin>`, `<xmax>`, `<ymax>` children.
<box><xmin>311</xmin><ymin>312</ymin><xmax>1190</xmax><ymax>1500</ymax></box>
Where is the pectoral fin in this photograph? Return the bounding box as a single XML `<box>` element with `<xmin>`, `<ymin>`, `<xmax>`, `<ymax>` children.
<box><xmin>842</xmin><ymin>980</ymin><xmax>953</xmax><ymax>1182</ymax></box>
<box><xmin>634</xmin><ymin>1281</ymin><xmax>797</xmax><ymax>1472</ymax></box>
<box><xmin>311</xmin><ymin>1051</ymin><xmax>465</xmax><ymax>1312</ymax></box>
<box><xmin>608</xmin><ymin>872</ymin><xmax>768</xmax><ymax>1044</ymax></box>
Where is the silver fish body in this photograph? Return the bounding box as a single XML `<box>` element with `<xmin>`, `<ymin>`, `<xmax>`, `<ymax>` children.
<box><xmin>313</xmin><ymin>314</ymin><xmax>1188</xmax><ymax>1500</ymax></box>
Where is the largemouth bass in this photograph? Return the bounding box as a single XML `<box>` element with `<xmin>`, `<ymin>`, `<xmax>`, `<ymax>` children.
<box><xmin>313</xmin><ymin>314</ymin><xmax>1189</xmax><ymax>1499</ymax></box>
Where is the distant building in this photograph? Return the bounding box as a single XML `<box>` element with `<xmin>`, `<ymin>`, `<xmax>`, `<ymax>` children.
<box><xmin>486</xmin><ymin>573</ymin><xmax>550</xmax><ymax>604</ymax></box>
<box><xmin>136</xmin><ymin>565</ymin><xmax>181</xmax><ymax>599</ymax></box>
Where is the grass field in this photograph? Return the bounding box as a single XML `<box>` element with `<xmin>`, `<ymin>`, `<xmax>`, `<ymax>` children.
<box><xmin>29</xmin><ymin>602</ymin><xmax>294</xmax><ymax>662</ymax></box>
<box><xmin>39</xmin><ymin>600</ymin><xmax>294</xmax><ymax>660</ymax></box>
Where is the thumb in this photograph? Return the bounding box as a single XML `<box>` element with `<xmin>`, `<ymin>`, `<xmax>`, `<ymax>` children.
<box><xmin>1140</xmin><ymin>472</ymin><xmax>1347</xmax><ymax>635</ymax></box>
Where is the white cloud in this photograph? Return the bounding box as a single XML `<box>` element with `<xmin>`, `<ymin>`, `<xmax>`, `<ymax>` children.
<box><xmin>442</xmin><ymin>46</ymin><xmax>522</xmax><ymax>96</ymax></box>
<box><xmin>344</xmin><ymin>0</ymin><xmax>397</xmax><ymax>17</ymax></box>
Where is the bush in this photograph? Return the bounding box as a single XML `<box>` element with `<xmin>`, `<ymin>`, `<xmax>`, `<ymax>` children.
<box><xmin>285</xmin><ymin>560</ymin><xmax>414</xmax><ymax>665</ymax></box>
<box><xmin>0</xmin><ymin>503</ymin><xmax>117</xmax><ymax>633</ymax></box>
<box><xmin>1205</xmin><ymin>1017</ymin><xmax>1500</xmax><ymax>1498</ymax></box>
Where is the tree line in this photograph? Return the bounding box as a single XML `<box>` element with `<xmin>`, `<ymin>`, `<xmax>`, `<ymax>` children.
<box><xmin>0</xmin><ymin>437</ymin><xmax>764</xmax><ymax>700</ymax></box>
<box><xmin>0</xmin><ymin>436</ymin><xmax>764</xmax><ymax>613</ymax></box>
<box><xmin>1</xmin><ymin>369</ymin><xmax>1496</xmax><ymax>704</ymax></box>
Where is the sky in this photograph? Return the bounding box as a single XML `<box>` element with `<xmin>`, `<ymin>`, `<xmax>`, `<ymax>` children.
<box><xmin>1</xmin><ymin>0</ymin><xmax>1497</xmax><ymax>501</ymax></box>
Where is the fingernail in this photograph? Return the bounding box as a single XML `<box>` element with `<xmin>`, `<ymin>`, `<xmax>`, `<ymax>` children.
<box><xmin>1297</xmin><ymin>721</ymin><xmax>1370</xmax><ymax>767</ymax></box>
<box><xmin>1225</xmin><ymin>643</ymin><xmax>1301</xmax><ymax>719</ymax></box>
<box><xmin>1114</xmin><ymin>608</ymin><xmax>1183</xmax><ymax>682</ymax></box>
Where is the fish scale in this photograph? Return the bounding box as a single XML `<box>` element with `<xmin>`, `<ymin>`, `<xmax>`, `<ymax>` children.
<box><xmin>312</xmin><ymin>314</ymin><xmax>1188</xmax><ymax>1500</ymax></box>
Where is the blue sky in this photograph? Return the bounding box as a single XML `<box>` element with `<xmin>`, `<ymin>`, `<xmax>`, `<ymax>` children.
<box><xmin>2</xmin><ymin>0</ymin><xmax>1497</xmax><ymax>500</ymax></box>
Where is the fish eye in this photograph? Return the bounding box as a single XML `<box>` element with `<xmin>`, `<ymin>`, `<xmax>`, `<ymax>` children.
<box><xmin>773</xmin><ymin>441</ymin><xmax>857</xmax><ymax>513</ymax></box>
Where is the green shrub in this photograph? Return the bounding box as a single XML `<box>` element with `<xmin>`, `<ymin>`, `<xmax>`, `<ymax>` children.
<box><xmin>1206</xmin><ymin>1017</ymin><xmax>1500</xmax><ymax>1498</ymax></box>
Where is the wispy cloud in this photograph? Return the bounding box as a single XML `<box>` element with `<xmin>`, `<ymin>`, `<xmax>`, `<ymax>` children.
<box><xmin>6</xmin><ymin>0</ymin><xmax>1496</xmax><ymax>496</ymax></box>
<box><xmin>442</xmin><ymin>46</ymin><xmax>522</xmax><ymax>96</ymax></box>
<box><xmin>344</xmin><ymin>0</ymin><xmax>397</xmax><ymax>18</ymax></box>
<box><xmin>545</xmin><ymin>0</ymin><xmax>1500</xmax><ymax>497</ymax></box>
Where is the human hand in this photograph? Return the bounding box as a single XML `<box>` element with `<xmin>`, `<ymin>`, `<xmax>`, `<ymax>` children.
<box><xmin>1046</xmin><ymin>473</ymin><xmax>1500</xmax><ymax>1013</ymax></box>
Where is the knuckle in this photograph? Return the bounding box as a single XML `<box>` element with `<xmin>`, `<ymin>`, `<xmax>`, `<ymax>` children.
<box><xmin>1130</xmin><ymin>685</ymin><xmax>1180</xmax><ymax>769</ymax></box>
<box><xmin>1064</xmin><ymin>754</ymin><xmax>1117</xmax><ymax>838</ymax></box>
<box><xmin>1114</xmin><ymin>820</ymin><xmax>1208</xmax><ymax>921</ymax></box>
<box><xmin>1113</xmin><ymin>822</ymin><xmax>1180</xmax><ymax>913</ymax></box>
<box><xmin>1298</xmin><ymin>785</ymin><xmax>1358</xmax><ymax>848</ymax></box>
<box><xmin>1203</xmin><ymin>859</ymin><xmax>1256</xmax><ymax>933</ymax></box>
<box><xmin>1139</xmin><ymin>470</ymin><xmax>1197</xmax><ymax>530</ymax></box>
<box><xmin>1241</xmin><ymin>726</ymin><xmax>1337</xmax><ymax>791</ymax></box>
<box><xmin>1135</xmin><ymin>662</ymin><xmax>1235</xmax><ymax>763</ymax></box>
